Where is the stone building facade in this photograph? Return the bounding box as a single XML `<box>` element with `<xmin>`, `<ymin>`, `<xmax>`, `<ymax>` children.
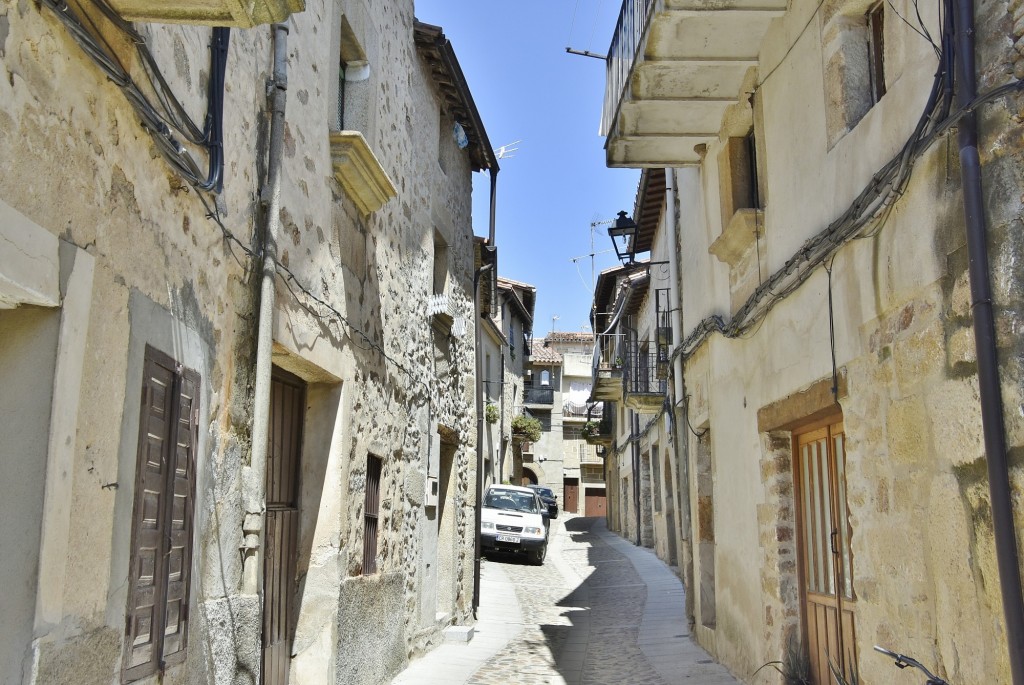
<box><xmin>523</xmin><ymin>332</ymin><xmax>605</xmax><ymax>515</ymax></box>
<box><xmin>480</xmin><ymin>277</ymin><xmax>535</xmax><ymax>487</ymax></box>
<box><xmin>597</xmin><ymin>0</ymin><xmax>1024</xmax><ymax>683</ymax></box>
<box><xmin>0</xmin><ymin>1</ymin><xmax>496</xmax><ymax>683</ymax></box>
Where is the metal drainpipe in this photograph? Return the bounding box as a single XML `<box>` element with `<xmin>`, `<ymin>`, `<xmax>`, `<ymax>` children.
<box><xmin>954</xmin><ymin>1</ymin><xmax>1024</xmax><ymax>680</ymax></box>
<box><xmin>243</xmin><ymin>23</ymin><xmax>289</xmax><ymax>596</ymax></box>
<box><xmin>499</xmin><ymin>351</ymin><xmax>507</xmax><ymax>482</ymax></box>
<box><xmin>632</xmin><ymin>411</ymin><xmax>641</xmax><ymax>546</ymax></box>
<box><xmin>472</xmin><ymin>262</ymin><xmax>494</xmax><ymax>618</ymax></box>
<box><xmin>664</xmin><ymin>167</ymin><xmax>696</xmax><ymax>625</ymax></box>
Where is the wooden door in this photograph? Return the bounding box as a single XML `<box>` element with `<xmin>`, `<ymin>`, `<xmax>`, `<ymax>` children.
<box><xmin>796</xmin><ymin>420</ymin><xmax>856</xmax><ymax>685</ymax></box>
<box><xmin>563</xmin><ymin>478</ymin><xmax>579</xmax><ymax>513</ymax></box>
<box><xmin>584</xmin><ymin>489</ymin><xmax>606</xmax><ymax>516</ymax></box>
<box><xmin>262</xmin><ymin>368</ymin><xmax>305</xmax><ymax>685</ymax></box>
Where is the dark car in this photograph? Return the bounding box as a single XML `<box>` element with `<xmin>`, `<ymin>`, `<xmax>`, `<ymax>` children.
<box><xmin>527</xmin><ymin>485</ymin><xmax>558</xmax><ymax>519</ymax></box>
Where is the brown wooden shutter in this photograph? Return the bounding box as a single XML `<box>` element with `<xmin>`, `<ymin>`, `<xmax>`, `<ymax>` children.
<box><xmin>124</xmin><ymin>346</ymin><xmax>199</xmax><ymax>682</ymax></box>
<box><xmin>161</xmin><ymin>368</ymin><xmax>198</xmax><ymax>665</ymax></box>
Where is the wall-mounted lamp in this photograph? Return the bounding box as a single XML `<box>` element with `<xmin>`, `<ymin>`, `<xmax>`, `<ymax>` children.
<box><xmin>608</xmin><ymin>210</ymin><xmax>638</xmax><ymax>264</ymax></box>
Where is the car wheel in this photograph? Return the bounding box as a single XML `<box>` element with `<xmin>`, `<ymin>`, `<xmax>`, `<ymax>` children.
<box><xmin>530</xmin><ymin>543</ymin><xmax>547</xmax><ymax>565</ymax></box>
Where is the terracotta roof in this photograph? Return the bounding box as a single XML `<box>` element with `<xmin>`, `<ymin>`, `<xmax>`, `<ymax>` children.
<box><xmin>530</xmin><ymin>339</ymin><xmax>562</xmax><ymax>364</ymax></box>
<box><xmin>545</xmin><ymin>332</ymin><xmax>594</xmax><ymax>343</ymax></box>
<box><xmin>413</xmin><ymin>22</ymin><xmax>497</xmax><ymax>173</ymax></box>
<box><xmin>496</xmin><ymin>276</ymin><xmax>535</xmax><ymax>290</ymax></box>
<box><xmin>631</xmin><ymin>168</ymin><xmax>665</xmax><ymax>254</ymax></box>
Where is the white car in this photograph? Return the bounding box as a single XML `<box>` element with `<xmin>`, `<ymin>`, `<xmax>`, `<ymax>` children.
<box><xmin>480</xmin><ymin>484</ymin><xmax>549</xmax><ymax>564</ymax></box>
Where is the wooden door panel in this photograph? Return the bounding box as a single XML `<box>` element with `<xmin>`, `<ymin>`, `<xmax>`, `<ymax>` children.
<box><xmin>797</xmin><ymin>420</ymin><xmax>856</xmax><ymax>685</ymax></box>
<box><xmin>564</xmin><ymin>479</ymin><xmax>579</xmax><ymax>513</ymax></box>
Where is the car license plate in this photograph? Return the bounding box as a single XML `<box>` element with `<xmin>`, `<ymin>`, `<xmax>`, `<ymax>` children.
<box><xmin>496</xmin><ymin>534</ymin><xmax>520</xmax><ymax>543</ymax></box>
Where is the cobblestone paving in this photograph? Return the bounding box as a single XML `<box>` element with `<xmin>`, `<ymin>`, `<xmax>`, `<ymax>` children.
<box><xmin>467</xmin><ymin>516</ymin><xmax>669</xmax><ymax>685</ymax></box>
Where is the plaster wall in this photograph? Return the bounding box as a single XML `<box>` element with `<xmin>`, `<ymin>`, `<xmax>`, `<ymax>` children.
<box><xmin>672</xmin><ymin>0</ymin><xmax>1024</xmax><ymax>680</ymax></box>
<box><xmin>0</xmin><ymin>305</ymin><xmax>59</xmax><ymax>685</ymax></box>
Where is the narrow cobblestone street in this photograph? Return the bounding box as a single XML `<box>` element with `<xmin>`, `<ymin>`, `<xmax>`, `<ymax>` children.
<box><xmin>392</xmin><ymin>516</ymin><xmax>742</xmax><ymax>685</ymax></box>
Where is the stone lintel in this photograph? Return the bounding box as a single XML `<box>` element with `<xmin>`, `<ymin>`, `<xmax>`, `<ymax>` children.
<box><xmin>756</xmin><ymin>371</ymin><xmax>848</xmax><ymax>433</ymax></box>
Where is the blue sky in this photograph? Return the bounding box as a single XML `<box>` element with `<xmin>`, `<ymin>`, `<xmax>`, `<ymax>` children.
<box><xmin>414</xmin><ymin>0</ymin><xmax>640</xmax><ymax>338</ymax></box>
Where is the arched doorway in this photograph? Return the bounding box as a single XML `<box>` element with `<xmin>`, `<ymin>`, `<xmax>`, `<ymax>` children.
<box><xmin>521</xmin><ymin>467</ymin><xmax>538</xmax><ymax>486</ymax></box>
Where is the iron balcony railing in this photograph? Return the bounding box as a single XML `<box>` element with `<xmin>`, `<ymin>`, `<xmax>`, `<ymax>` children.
<box><xmin>524</xmin><ymin>386</ymin><xmax>554</xmax><ymax>405</ymax></box>
<box><xmin>594</xmin><ymin>332</ymin><xmax>624</xmax><ymax>371</ymax></box>
<box><xmin>601</xmin><ymin>0</ymin><xmax>660</xmax><ymax>137</ymax></box>
<box><xmin>597</xmin><ymin>401</ymin><xmax>613</xmax><ymax>435</ymax></box>
<box><xmin>564</xmin><ymin>401</ymin><xmax>602</xmax><ymax>418</ymax></box>
<box><xmin>625</xmin><ymin>345</ymin><xmax>668</xmax><ymax>396</ymax></box>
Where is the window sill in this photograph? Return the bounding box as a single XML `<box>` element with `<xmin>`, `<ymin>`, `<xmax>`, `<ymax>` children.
<box><xmin>108</xmin><ymin>0</ymin><xmax>303</xmax><ymax>27</ymax></box>
<box><xmin>329</xmin><ymin>131</ymin><xmax>397</xmax><ymax>216</ymax></box>
<box><xmin>709</xmin><ymin>208</ymin><xmax>763</xmax><ymax>267</ymax></box>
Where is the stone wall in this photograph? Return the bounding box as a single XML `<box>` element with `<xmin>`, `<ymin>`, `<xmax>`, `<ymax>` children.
<box><xmin>0</xmin><ymin>0</ymin><xmax>482</xmax><ymax>682</ymax></box>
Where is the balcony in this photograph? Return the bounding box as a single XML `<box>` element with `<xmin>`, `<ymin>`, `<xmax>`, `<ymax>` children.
<box><xmin>601</xmin><ymin>0</ymin><xmax>786</xmax><ymax>167</ymax></box>
<box><xmin>624</xmin><ymin>348</ymin><xmax>668</xmax><ymax>412</ymax></box>
<box><xmin>582</xmin><ymin>404</ymin><xmax>614</xmax><ymax>447</ymax></box>
<box><xmin>591</xmin><ymin>334</ymin><xmax>624</xmax><ymax>402</ymax></box>
<box><xmin>524</xmin><ymin>386</ymin><xmax>554</xmax><ymax>406</ymax></box>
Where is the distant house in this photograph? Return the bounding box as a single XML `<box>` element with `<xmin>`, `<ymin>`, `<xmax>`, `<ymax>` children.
<box><xmin>524</xmin><ymin>333</ymin><xmax>606</xmax><ymax>515</ymax></box>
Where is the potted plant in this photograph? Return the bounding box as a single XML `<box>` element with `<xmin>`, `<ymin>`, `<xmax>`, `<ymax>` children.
<box><xmin>510</xmin><ymin>414</ymin><xmax>542</xmax><ymax>442</ymax></box>
<box><xmin>581</xmin><ymin>421</ymin><xmax>599</xmax><ymax>438</ymax></box>
<box><xmin>485</xmin><ymin>402</ymin><xmax>499</xmax><ymax>424</ymax></box>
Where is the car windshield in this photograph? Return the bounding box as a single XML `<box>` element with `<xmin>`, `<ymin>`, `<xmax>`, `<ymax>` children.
<box><xmin>536</xmin><ymin>488</ymin><xmax>554</xmax><ymax>498</ymax></box>
<box><xmin>484</xmin><ymin>490</ymin><xmax>540</xmax><ymax>514</ymax></box>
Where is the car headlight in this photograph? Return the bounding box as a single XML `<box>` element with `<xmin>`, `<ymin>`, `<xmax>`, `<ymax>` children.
<box><xmin>523</xmin><ymin>527</ymin><xmax>543</xmax><ymax>535</ymax></box>
<box><xmin>481</xmin><ymin>521</ymin><xmax>495</xmax><ymax>530</ymax></box>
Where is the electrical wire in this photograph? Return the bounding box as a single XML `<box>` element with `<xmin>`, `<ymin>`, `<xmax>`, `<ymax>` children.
<box><xmin>41</xmin><ymin>0</ymin><xmax>227</xmax><ymax>191</ymax></box>
<box><xmin>666</xmin><ymin>0</ymin><xmax>1024</xmax><ymax>367</ymax></box>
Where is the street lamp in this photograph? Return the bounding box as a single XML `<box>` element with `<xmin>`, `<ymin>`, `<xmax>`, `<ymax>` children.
<box><xmin>608</xmin><ymin>210</ymin><xmax>638</xmax><ymax>264</ymax></box>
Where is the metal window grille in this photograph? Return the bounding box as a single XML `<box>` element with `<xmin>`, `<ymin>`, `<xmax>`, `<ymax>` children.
<box><xmin>363</xmin><ymin>455</ymin><xmax>382</xmax><ymax>575</ymax></box>
<box><xmin>337</xmin><ymin>60</ymin><xmax>347</xmax><ymax>130</ymax></box>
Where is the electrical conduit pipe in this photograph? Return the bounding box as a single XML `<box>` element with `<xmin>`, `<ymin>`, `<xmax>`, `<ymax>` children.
<box><xmin>243</xmin><ymin>23</ymin><xmax>289</xmax><ymax>596</ymax></box>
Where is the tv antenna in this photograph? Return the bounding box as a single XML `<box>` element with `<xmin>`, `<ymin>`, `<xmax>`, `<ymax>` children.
<box><xmin>569</xmin><ymin>218</ymin><xmax>617</xmax><ymax>292</ymax></box>
<box><xmin>494</xmin><ymin>140</ymin><xmax>521</xmax><ymax>160</ymax></box>
<box><xmin>565</xmin><ymin>0</ymin><xmax>609</xmax><ymax>60</ymax></box>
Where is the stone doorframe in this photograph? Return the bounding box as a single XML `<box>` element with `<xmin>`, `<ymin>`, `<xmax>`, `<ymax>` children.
<box><xmin>755</xmin><ymin>371</ymin><xmax>848</xmax><ymax>663</ymax></box>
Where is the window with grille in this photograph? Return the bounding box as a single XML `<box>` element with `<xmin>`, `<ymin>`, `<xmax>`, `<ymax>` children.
<box><xmin>363</xmin><ymin>455</ymin><xmax>382</xmax><ymax>575</ymax></box>
<box><xmin>123</xmin><ymin>346</ymin><xmax>199</xmax><ymax>682</ymax></box>
<box><xmin>867</xmin><ymin>3</ymin><xmax>886</xmax><ymax>105</ymax></box>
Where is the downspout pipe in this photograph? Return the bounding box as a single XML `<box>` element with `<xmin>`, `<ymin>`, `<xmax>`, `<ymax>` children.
<box><xmin>664</xmin><ymin>167</ymin><xmax>696</xmax><ymax>626</ymax></box>
<box><xmin>472</xmin><ymin>262</ymin><xmax>494</xmax><ymax>618</ymax></box>
<box><xmin>632</xmin><ymin>411</ymin><xmax>641</xmax><ymax>546</ymax></box>
<box><xmin>489</xmin><ymin>168</ymin><xmax>498</xmax><ymax>246</ymax></box>
<box><xmin>243</xmin><ymin>23</ymin><xmax>289</xmax><ymax>597</ymax></box>
<box><xmin>954</xmin><ymin>1</ymin><xmax>1024</xmax><ymax>680</ymax></box>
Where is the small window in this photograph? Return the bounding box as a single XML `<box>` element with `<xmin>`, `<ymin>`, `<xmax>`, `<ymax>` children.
<box><xmin>432</xmin><ymin>231</ymin><xmax>448</xmax><ymax>296</ymax></box>
<box><xmin>363</xmin><ymin>455</ymin><xmax>382</xmax><ymax>575</ymax></box>
<box><xmin>337</xmin><ymin>58</ymin><xmax>347</xmax><ymax>130</ymax></box>
<box><xmin>540</xmin><ymin>370</ymin><xmax>550</xmax><ymax>387</ymax></box>
<box><xmin>867</xmin><ymin>3</ymin><xmax>886</xmax><ymax>105</ymax></box>
<box><xmin>124</xmin><ymin>346</ymin><xmax>199</xmax><ymax>682</ymax></box>
<box><xmin>333</xmin><ymin>15</ymin><xmax>369</xmax><ymax>132</ymax></box>
<box><xmin>718</xmin><ymin>129</ymin><xmax>760</xmax><ymax>224</ymax></box>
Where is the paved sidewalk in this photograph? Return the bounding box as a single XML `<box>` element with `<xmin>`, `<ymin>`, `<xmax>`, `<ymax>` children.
<box><xmin>390</xmin><ymin>516</ymin><xmax>743</xmax><ymax>685</ymax></box>
<box><xmin>390</xmin><ymin>559</ymin><xmax>525</xmax><ymax>685</ymax></box>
